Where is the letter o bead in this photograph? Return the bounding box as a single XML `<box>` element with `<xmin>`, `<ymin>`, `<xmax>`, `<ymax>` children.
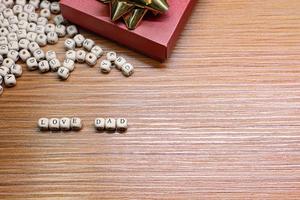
<box><xmin>49</xmin><ymin>118</ymin><xmax>60</xmax><ymax>131</ymax></box>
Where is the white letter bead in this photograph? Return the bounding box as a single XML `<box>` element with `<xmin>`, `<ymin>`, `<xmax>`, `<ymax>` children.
<box><xmin>26</xmin><ymin>57</ymin><xmax>38</xmax><ymax>71</ymax></box>
<box><xmin>18</xmin><ymin>20</ymin><xmax>28</xmax><ymax>30</ymax></box>
<box><xmin>40</xmin><ymin>0</ymin><xmax>51</xmax><ymax>9</ymax></box>
<box><xmin>26</xmin><ymin>22</ymin><xmax>36</xmax><ymax>32</ymax></box>
<box><xmin>115</xmin><ymin>56</ymin><xmax>126</xmax><ymax>70</ymax></box>
<box><xmin>0</xmin><ymin>37</ymin><xmax>7</xmax><ymax>45</ymax></box>
<box><xmin>55</xmin><ymin>25</ymin><xmax>66</xmax><ymax>37</ymax></box>
<box><xmin>117</xmin><ymin>118</ymin><xmax>128</xmax><ymax>132</ymax></box>
<box><xmin>36</xmin><ymin>25</ymin><xmax>45</xmax><ymax>34</ymax></box>
<box><xmin>66</xmin><ymin>25</ymin><xmax>78</xmax><ymax>38</ymax></box>
<box><xmin>45</xmin><ymin>50</ymin><xmax>56</xmax><ymax>61</ymax></box>
<box><xmin>38</xmin><ymin>118</ymin><xmax>49</xmax><ymax>131</ymax></box>
<box><xmin>122</xmin><ymin>63</ymin><xmax>134</xmax><ymax>77</ymax></box>
<box><xmin>40</xmin><ymin>8</ymin><xmax>51</xmax><ymax>19</ymax></box>
<box><xmin>16</xmin><ymin>29</ymin><xmax>27</xmax><ymax>40</ymax></box>
<box><xmin>18</xmin><ymin>12</ymin><xmax>29</xmax><ymax>21</ymax></box>
<box><xmin>0</xmin><ymin>19</ymin><xmax>9</xmax><ymax>28</ymax></box>
<box><xmin>53</xmin><ymin>15</ymin><xmax>65</xmax><ymax>25</ymax></box>
<box><xmin>76</xmin><ymin>50</ymin><xmax>86</xmax><ymax>63</ymax></box>
<box><xmin>0</xmin><ymin>5</ymin><xmax>6</xmax><ymax>13</ymax></box>
<box><xmin>65</xmin><ymin>50</ymin><xmax>76</xmax><ymax>61</ymax></box>
<box><xmin>3</xmin><ymin>58</ymin><xmax>14</xmax><ymax>68</ymax></box>
<box><xmin>57</xmin><ymin>67</ymin><xmax>70</xmax><ymax>80</ymax></box>
<box><xmin>8</xmin><ymin>15</ymin><xmax>18</xmax><ymax>24</ymax></box>
<box><xmin>95</xmin><ymin>118</ymin><xmax>105</xmax><ymax>131</ymax></box>
<box><xmin>83</xmin><ymin>39</ymin><xmax>95</xmax><ymax>51</ymax></box>
<box><xmin>85</xmin><ymin>53</ymin><xmax>97</xmax><ymax>67</ymax></box>
<box><xmin>106</xmin><ymin>51</ymin><xmax>117</xmax><ymax>62</ymax></box>
<box><xmin>10</xmin><ymin>64</ymin><xmax>22</xmax><ymax>77</ymax></box>
<box><xmin>105</xmin><ymin>118</ymin><xmax>116</xmax><ymax>132</ymax></box>
<box><xmin>49</xmin><ymin>118</ymin><xmax>60</xmax><ymax>131</ymax></box>
<box><xmin>33</xmin><ymin>49</ymin><xmax>45</xmax><ymax>61</ymax></box>
<box><xmin>4</xmin><ymin>74</ymin><xmax>16</xmax><ymax>87</ymax></box>
<box><xmin>8</xmin><ymin>41</ymin><xmax>19</xmax><ymax>51</ymax></box>
<box><xmin>60</xmin><ymin>117</ymin><xmax>71</xmax><ymax>131</ymax></box>
<box><xmin>13</xmin><ymin>5</ymin><xmax>23</xmax><ymax>15</ymax></box>
<box><xmin>0</xmin><ymin>66</ymin><xmax>9</xmax><ymax>77</ymax></box>
<box><xmin>50</xmin><ymin>2</ymin><xmax>60</xmax><ymax>14</ymax></box>
<box><xmin>91</xmin><ymin>46</ymin><xmax>103</xmax><ymax>58</ymax></box>
<box><xmin>0</xmin><ymin>28</ymin><xmax>9</xmax><ymax>36</ymax></box>
<box><xmin>19</xmin><ymin>38</ymin><xmax>30</xmax><ymax>49</ymax></box>
<box><xmin>36</xmin><ymin>34</ymin><xmax>47</xmax><ymax>47</ymax></box>
<box><xmin>7</xmin><ymin>24</ymin><xmax>19</xmax><ymax>33</ymax></box>
<box><xmin>7</xmin><ymin>50</ymin><xmax>19</xmax><ymax>62</ymax></box>
<box><xmin>62</xmin><ymin>59</ymin><xmax>75</xmax><ymax>72</ymax></box>
<box><xmin>28</xmin><ymin>13</ymin><xmax>38</xmax><ymax>23</ymax></box>
<box><xmin>28</xmin><ymin>42</ymin><xmax>40</xmax><ymax>53</ymax></box>
<box><xmin>7</xmin><ymin>33</ymin><xmax>18</xmax><ymax>42</ymax></box>
<box><xmin>49</xmin><ymin>58</ymin><xmax>60</xmax><ymax>71</ymax></box>
<box><xmin>37</xmin><ymin>17</ymin><xmax>48</xmax><ymax>26</ymax></box>
<box><xmin>19</xmin><ymin>49</ymin><xmax>31</xmax><ymax>61</ymax></box>
<box><xmin>38</xmin><ymin>60</ymin><xmax>50</xmax><ymax>73</ymax></box>
<box><xmin>47</xmin><ymin>32</ymin><xmax>58</xmax><ymax>44</ymax></box>
<box><xmin>100</xmin><ymin>60</ymin><xmax>112</xmax><ymax>74</ymax></box>
<box><xmin>27</xmin><ymin>32</ymin><xmax>38</xmax><ymax>42</ymax></box>
<box><xmin>3</xmin><ymin>8</ymin><xmax>14</xmax><ymax>18</ymax></box>
<box><xmin>73</xmin><ymin>34</ymin><xmax>85</xmax><ymax>47</ymax></box>
<box><xmin>23</xmin><ymin>4</ymin><xmax>35</xmax><ymax>14</ymax></box>
<box><xmin>45</xmin><ymin>23</ymin><xmax>55</xmax><ymax>34</ymax></box>
<box><xmin>0</xmin><ymin>45</ymin><xmax>8</xmax><ymax>55</ymax></box>
<box><xmin>30</xmin><ymin>0</ymin><xmax>40</xmax><ymax>9</ymax></box>
<box><xmin>64</xmin><ymin>38</ymin><xmax>75</xmax><ymax>50</ymax></box>
<box><xmin>71</xmin><ymin>117</ymin><xmax>82</xmax><ymax>131</ymax></box>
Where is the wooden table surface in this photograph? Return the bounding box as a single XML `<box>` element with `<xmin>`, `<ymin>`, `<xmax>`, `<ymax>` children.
<box><xmin>1</xmin><ymin>0</ymin><xmax>300</xmax><ymax>199</ymax></box>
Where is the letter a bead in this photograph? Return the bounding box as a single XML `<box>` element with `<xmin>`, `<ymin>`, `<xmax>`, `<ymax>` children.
<box><xmin>105</xmin><ymin>118</ymin><xmax>116</xmax><ymax>132</ymax></box>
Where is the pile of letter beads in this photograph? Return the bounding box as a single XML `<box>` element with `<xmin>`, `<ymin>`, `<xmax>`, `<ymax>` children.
<box><xmin>38</xmin><ymin>117</ymin><xmax>82</xmax><ymax>131</ymax></box>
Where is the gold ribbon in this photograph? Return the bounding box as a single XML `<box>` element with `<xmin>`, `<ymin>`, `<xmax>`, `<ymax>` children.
<box><xmin>99</xmin><ymin>0</ymin><xmax>169</xmax><ymax>30</ymax></box>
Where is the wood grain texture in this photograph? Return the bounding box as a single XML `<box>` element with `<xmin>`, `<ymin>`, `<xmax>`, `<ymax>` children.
<box><xmin>1</xmin><ymin>0</ymin><xmax>300</xmax><ymax>199</ymax></box>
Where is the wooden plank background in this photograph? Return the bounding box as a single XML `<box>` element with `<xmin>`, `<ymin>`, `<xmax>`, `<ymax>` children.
<box><xmin>1</xmin><ymin>0</ymin><xmax>300</xmax><ymax>199</ymax></box>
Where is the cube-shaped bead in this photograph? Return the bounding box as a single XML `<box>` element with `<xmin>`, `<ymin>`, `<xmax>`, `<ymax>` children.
<box><xmin>4</xmin><ymin>74</ymin><xmax>16</xmax><ymax>87</ymax></box>
<box><xmin>83</xmin><ymin>38</ymin><xmax>95</xmax><ymax>51</ymax></box>
<box><xmin>10</xmin><ymin>64</ymin><xmax>22</xmax><ymax>78</ymax></box>
<box><xmin>38</xmin><ymin>118</ymin><xmax>49</xmax><ymax>131</ymax></box>
<box><xmin>62</xmin><ymin>59</ymin><xmax>75</xmax><ymax>72</ymax></box>
<box><xmin>76</xmin><ymin>50</ymin><xmax>86</xmax><ymax>63</ymax></box>
<box><xmin>73</xmin><ymin>34</ymin><xmax>85</xmax><ymax>47</ymax></box>
<box><xmin>122</xmin><ymin>63</ymin><xmax>134</xmax><ymax>77</ymax></box>
<box><xmin>115</xmin><ymin>56</ymin><xmax>126</xmax><ymax>70</ymax></box>
<box><xmin>100</xmin><ymin>60</ymin><xmax>112</xmax><ymax>74</ymax></box>
<box><xmin>116</xmin><ymin>118</ymin><xmax>128</xmax><ymax>133</ymax></box>
<box><xmin>60</xmin><ymin>117</ymin><xmax>71</xmax><ymax>131</ymax></box>
<box><xmin>105</xmin><ymin>118</ymin><xmax>116</xmax><ymax>132</ymax></box>
<box><xmin>47</xmin><ymin>32</ymin><xmax>58</xmax><ymax>44</ymax></box>
<box><xmin>95</xmin><ymin>118</ymin><xmax>105</xmax><ymax>131</ymax></box>
<box><xmin>71</xmin><ymin>117</ymin><xmax>82</xmax><ymax>131</ymax></box>
<box><xmin>26</xmin><ymin>57</ymin><xmax>38</xmax><ymax>71</ymax></box>
<box><xmin>85</xmin><ymin>52</ymin><xmax>97</xmax><ymax>67</ymax></box>
<box><xmin>38</xmin><ymin>60</ymin><xmax>50</xmax><ymax>73</ymax></box>
<box><xmin>45</xmin><ymin>50</ymin><xmax>56</xmax><ymax>61</ymax></box>
<box><xmin>65</xmin><ymin>50</ymin><xmax>76</xmax><ymax>61</ymax></box>
<box><xmin>33</xmin><ymin>49</ymin><xmax>45</xmax><ymax>61</ymax></box>
<box><xmin>0</xmin><ymin>66</ymin><xmax>9</xmax><ymax>77</ymax></box>
<box><xmin>91</xmin><ymin>45</ymin><xmax>103</xmax><ymax>58</ymax></box>
<box><xmin>57</xmin><ymin>67</ymin><xmax>70</xmax><ymax>80</ymax></box>
<box><xmin>49</xmin><ymin>58</ymin><xmax>61</xmax><ymax>71</ymax></box>
<box><xmin>106</xmin><ymin>51</ymin><xmax>117</xmax><ymax>62</ymax></box>
<box><xmin>19</xmin><ymin>49</ymin><xmax>31</xmax><ymax>62</ymax></box>
<box><xmin>49</xmin><ymin>118</ymin><xmax>60</xmax><ymax>131</ymax></box>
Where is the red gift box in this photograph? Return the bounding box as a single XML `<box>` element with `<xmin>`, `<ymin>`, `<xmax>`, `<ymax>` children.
<box><xmin>60</xmin><ymin>0</ymin><xmax>196</xmax><ymax>61</ymax></box>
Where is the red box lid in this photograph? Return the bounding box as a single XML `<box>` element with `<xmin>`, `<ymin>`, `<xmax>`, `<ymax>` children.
<box><xmin>60</xmin><ymin>0</ymin><xmax>196</xmax><ymax>61</ymax></box>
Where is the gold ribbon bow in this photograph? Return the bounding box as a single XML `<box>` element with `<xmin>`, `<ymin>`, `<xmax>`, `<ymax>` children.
<box><xmin>99</xmin><ymin>0</ymin><xmax>169</xmax><ymax>30</ymax></box>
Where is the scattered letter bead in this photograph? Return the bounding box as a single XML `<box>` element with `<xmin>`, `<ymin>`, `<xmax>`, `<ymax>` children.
<box><xmin>122</xmin><ymin>63</ymin><xmax>134</xmax><ymax>77</ymax></box>
<box><xmin>18</xmin><ymin>12</ymin><xmax>29</xmax><ymax>21</ymax></box>
<box><xmin>19</xmin><ymin>38</ymin><xmax>30</xmax><ymax>49</ymax></box>
<box><xmin>37</xmin><ymin>16</ymin><xmax>48</xmax><ymax>26</ymax></box>
<box><xmin>95</xmin><ymin>118</ymin><xmax>105</xmax><ymax>131</ymax></box>
<box><xmin>40</xmin><ymin>0</ymin><xmax>51</xmax><ymax>9</ymax></box>
<box><xmin>45</xmin><ymin>50</ymin><xmax>56</xmax><ymax>61</ymax></box>
<box><xmin>49</xmin><ymin>118</ymin><xmax>60</xmax><ymax>131</ymax></box>
<box><xmin>4</xmin><ymin>74</ymin><xmax>16</xmax><ymax>87</ymax></box>
<box><xmin>36</xmin><ymin>34</ymin><xmax>47</xmax><ymax>47</ymax></box>
<box><xmin>49</xmin><ymin>58</ymin><xmax>61</xmax><ymax>71</ymax></box>
<box><xmin>65</xmin><ymin>50</ymin><xmax>76</xmax><ymax>61</ymax></box>
<box><xmin>8</xmin><ymin>41</ymin><xmax>19</xmax><ymax>51</ymax></box>
<box><xmin>27</xmin><ymin>32</ymin><xmax>37</xmax><ymax>42</ymax></box>
<box><xmin>0</xmin><ymin>45</ymin><xmax>8</xmax><ymax>55</ymax></box>
<box><xmin>53</xmin><ymin>14</ymin><xmax>65</xmax><ymax>25</ymax></box>
<box><xmin>7</xmin><ymin>50</ymin><xmax>19</xmax><ymax>62</ymax></box>
<box><xmin>91</xmin><ymin>45</ymin><xmax>103</xmax><ymax>58</ymax></box>
<box><xmin>117</xmin><ymin>118</ymin><xmax>128</xmax><ymax>132</ymax></box>
<box><xmin>85</xmin><ymin>52</ymin><xmax>97</xmax><ymax>67</ymax></box>
<box><xmin>47</xmin><ymin>32</ymin><xmax>58</xmax><ymax>44</ymax></box>
<box><xmin>83</xmin><ymin>39</ymin><xmax>95</xmax><ymax>51</ymax></box>
<box><xmin>50</xmin><ymin>2</ymin><xmax>60</xmax><ymax>14</ymax></box>
<box><xmin>106</xmin><ymin>51</ymin><xmax>117</xmax><ymax>62</ymax></box>
<box><xmin>45</xmin><ymin>23</ymin><xmax>55</xmax><ymax>34</ymax></box>
<box><xmin>105</xmin><ymin>118</ymin><xmax>116</xmax><ymax>132</ymax></box>
<box><xmin>76</xmin><ymin>50</ymin><xmax>86</xmax><ymax>63</ymax></box>
<box><xmin>33</xmin><ymin>49</ymin><xmax>45</xmax><ymax>61</ymax></box>
<box><xmin>62</xmin><ymin>59</ymin><xmax>75</xmax><ymax>72</ymax></box>
<box><xmin>57</xmin><ymin>67</ymin><xmax>70</xmax><ymax>80</ymax></box>
<box><xmin>3</xmin><ymin>58</ymin><xmax>15</xmax><ymax>68</ymax></box>
<box><xmin>26</xmin><ymin>22</ymin><xmax>36</xmax><ymax>32</ymax></box>
<box><xmin>73</xmin><ymin>34</ymin><xmax>85</xmax><ymax>47</ymax></box>
<box><xmin>60</xmin><ymin>117</ymin><xmax>71</xmax><ymax>131</ymax></box>
<box><xmin>66</xmin><ymin>25</ymin><xmax>78</xmax><ymax>38</ymax></box>
<box><xmin>38</xmin><ymin>60</ymin><xmax>50</xmax><ymax>73</ymax></box>
<box><xmin>38</xmin><ymin>118</ymin><xmax>49</xmax><ymax>131</ymax></box>
<box><xmin>0</xmin><ymin>66</ymin><xmax>9</xmax><ymax>77</ymax></box>
<box><xmin>40</xmin><ymin>8</ymin><xmax>51</xmax><ymax>19</ymax></box>
<box><xmin>19</xmin><ymin>49</ymin><xmax>31</xmax><ymax>62</ymax></box>
<box><xmin>115</xmin><ymin>56</ymin><xmax>126</xmax><ymax>70</ymax></box>
<box><xmin>28</xmin><ymin>42</ymin><xmax>40</xmax><ymax>53</ymax></box>
<box><xmin>10</xmin><ymin>64</ymin><xmax>22</xmax><ymax>77</ymax></box>
<box><xmin>55</xmin><ymin>24</ymin><xmax>66</xmax><ymax>37</ymax></box>
<box><xmin>64</xmin><ymin>38</ymin><xmax>75</xmax><ymax>50</ymax></box>
<box><xmin>100</xmin><ymin>60</ymin><xmax>112</xmax><ymax>74</ymax></box>
<box><xmin>26</xmin><ymin>57</ymin><xmax>38</xmax><ymax>71</ymax></box>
